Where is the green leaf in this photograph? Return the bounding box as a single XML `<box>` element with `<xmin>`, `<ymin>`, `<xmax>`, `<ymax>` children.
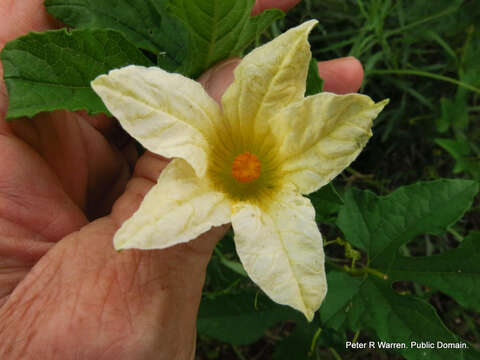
<box><xmin>1</xmin><ymin>28</ymin><xmax>152</xmax><ymax>119</ymax></box>
<box><xmin>389</xmin><ymin>231</ymin><xmax>480</xmax><ymax>312</ymax></box>
<box><xmin>197</xmin><ymin>292</ymin><xmax>299</xmax><ymax>345</ymax></box>
<box><xmin>273</xmin><ymin>319</ymin><xmax>345</xmax><ymax>360</ymax></box>
<box><xmin>435</xmin><ymin>138</ymin><xmax>480</xmax><ymax>180</ymax></box>
<box><xmin>214</xmin><ymin>248</ymin><xmax>248</xmax><ymax>278</ymax></box>
<box><xmin>437</xmin><ymin>97</ymin><xmax>469</xmax><ymax>132</ymax></box>
<box><xmin>273</xmin><ymin>320</ymin><xmax>318</xmax><ymax>360</ymax></box>
<box><xmin>308</xmin><ymin>183</ymin><xmax>343</xmax><ymax>224</ymax></box>
<box><xmin>337</xmin><ymin>179</ymin><xmax>479</xmax><ymax>269</ymax></box>
<box><xmin>318</xmin><ymin>271</ymin><xmax>363</xmax><ymax>330</ymax></box>
<box><xmin>169</xmin><ymin>0</ymin><xmax>284</xmax><ymax>77</ymax></box>
<box><xmin>305</xmin><ymin>57</ymin><xmax>324</xmax><ymax>96</ymax></box>
<box><xmin>320</xmin><ymin>271</ymin><xmax>474</xmax><ymax>360</ymax></box>
<box><xmin>44</xmin><ymin>0</ymin><xmax>188</xmax><ymax>71</ymax></box>
<box><xmin>458</xmin><ymin>25</ymin><xmax>480</xmax><ymax>99</ymax></box>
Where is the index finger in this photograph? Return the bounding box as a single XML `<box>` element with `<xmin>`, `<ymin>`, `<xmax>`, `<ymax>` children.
<box><xmin>0</xmin><ymin>0</ymin><xmax>60</xmax><ymax>120</ymax></box>
<box><xmin>0</xmin><ymin>0</ymin><xmax>60</xmax><ymax>50</ymax></box>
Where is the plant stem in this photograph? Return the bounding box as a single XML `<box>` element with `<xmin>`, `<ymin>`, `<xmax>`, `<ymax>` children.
<box><xmin>232</xmin><ymin>346</ymin><xmax>247</xmax><ymax>360</ymax></box>
<box><xmin>363</xmin><ymin>267</ymin><xmax>389</xmax><ymax>280</ymax></box>
<box><xmin>324</xmin><ymin>239</ymin><xmax>338</xmax><ymax>246</ymax></box>
<box><xmin>385</xmin><ymin>7</ymin><xmax>457</xmax><ymax>37</ymax></box>
<box><xmin>448</xmin><ymin>227</ymin><xmax>464</xmax><ymax>242</ymax></box>
<box><xmin>325</xmin><ymin>259</ymin><xmax>388</xmax><ymax>280</ymax></box>
<box><xmin>368</xmin><ymin>69</ymin><xmax>480</xmax><ymax>95</ymax></box>
<box><xmin>352</xmin><ymin>330</ymin><xmax>360</xmax><ymax>343</ymax></box>
<box><xmin>328</xmin><ymin>347</ymin><xmax>343</xmax><ymax>360</ymax></box>
<box><xmin>309</xmin><ymin>327</ymin><xmax>323</xmax><ymax>356</ymax></box>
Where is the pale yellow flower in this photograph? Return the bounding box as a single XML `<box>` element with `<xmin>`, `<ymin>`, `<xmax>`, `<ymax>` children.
<box><xmin>91</xmin><ymin>20</ymin><xmax>388</xmax><ymax>320</ymax></box>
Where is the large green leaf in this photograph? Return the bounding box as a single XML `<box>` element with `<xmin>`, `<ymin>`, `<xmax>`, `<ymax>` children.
<box><xmin>1</xmin><ymin>28</ymin><xmax>152</xmax><ymax>119</ymax></box>
<box><xmin>308</xmin><ymin>183</ymin><xmax>343</xmax><ymax>224</ymax></box>
<box><xmin>44</xmin><ymin>0</ymin><xmax>187</xmax><ymax>70</ymax></box>
<box><xmin>317</xmin><ymin>271</ymin><xmax>363</xmax><ymax>330</ymax></box>
<box><xmin>319</xmin><ymin>271</ymin><xmax>476</xmax><ymax>360</ymax></box>
<box><xmin>272</xmin><ymin>319</ymin><xmax>345</xmax><ymax>360</ymax></box>
<box><xmin>272</xmin><ymin>320</ymin><xmax>318</xmax><ymax>360</ymax></box>
<box><xmin>169</xmin><ymin>0</ymin><xmax>284</xmax><ymax>77</ymax></box>
<box><xmin>197</xmin><ymin>292</ymin><xmax>298</xmax><ymax>345</ymax></box>
<box><xmin>435</xmin><ymin>138</ymin><xmax>480</xmax><ymax>180</ymax></box>
<box><xmin>437</xmin><ymin>97</ymin><xmax>469</xmax><ymax>132</ymax></box>
<box><xmin>337</xmin><ymin>179</ymin><xmax>478</xmax><ymax>269</ymax></box>
<box><xmin>4</xmin><ymin>0</ymin><xmax>283</xmax><ymax>118</ymax></box>
<box><xmin>389</xmin><ymin>231</ymin><xmax>480</xmax><ymax>312</ymax></box>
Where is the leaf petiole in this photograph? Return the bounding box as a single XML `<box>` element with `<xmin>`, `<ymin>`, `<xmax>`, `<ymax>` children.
<box><xmin>326</xmin><ymin>259</ymin><xmax>388</xmax><ymax>280</ymax></box>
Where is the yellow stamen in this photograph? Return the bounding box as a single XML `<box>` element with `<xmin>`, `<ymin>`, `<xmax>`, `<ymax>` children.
<box><xmin>232</xmin><ymin>152</ymin><xmax>261</xmax><ymax>183</ymax></box>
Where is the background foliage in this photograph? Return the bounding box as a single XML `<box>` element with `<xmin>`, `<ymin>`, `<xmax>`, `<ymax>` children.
<box><xmin>196</xmin><ymin>0</ymin><xmax>480</xmax><ymax>359</ymax></box>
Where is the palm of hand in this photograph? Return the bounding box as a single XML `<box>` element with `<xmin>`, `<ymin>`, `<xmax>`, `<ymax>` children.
<box><xmin>1</xmin><ymin>72</ymin><xmax>222</xmax><ymax>360</ymax></box>
<box><xmin>0</xmin><ymin>3</ymin><xmax>220</xmax><ymax>359</ymax></box>
<box><xmin>0</xmin><ymin>111</ymin><xmax>205</xmax><ymax>358</ymax></box>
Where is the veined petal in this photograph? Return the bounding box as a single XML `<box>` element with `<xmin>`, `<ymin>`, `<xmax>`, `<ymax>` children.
<box><xmin>221</xmin><ymin>20</ymin><xmax>317</xmax><ymax>150</ymax></box>
<box><xmin>91</xmin><ymin>65</ymin><xmax>223</xmax><ymax>177</ymax></box>
<box><xmin>274</xmin><ymin>93</ymin><xmax>388</xmax><ymax>194</ymax></box>
<box><xmin>231</xmin><ymin>189</ymin><xmax>327</xmax><ymax>321</ymax></box>
<box><xmin>114</xmin><ymin>159</ymin><xmax>231</xmax><ymax>250</ymax></box>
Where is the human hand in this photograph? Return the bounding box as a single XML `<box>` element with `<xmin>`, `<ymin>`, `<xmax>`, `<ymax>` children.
<box><xmin>0</xmin><ymin>0</ymin><xmax>363</xmax><ymax>359</ymax></box>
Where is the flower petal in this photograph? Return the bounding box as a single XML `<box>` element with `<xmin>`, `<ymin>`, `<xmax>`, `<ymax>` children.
<box><xmin>91</xmin><ymin>65</ymin><xmax>223</xmax><ymax>177</ymax></box>
<box><xmin>274</xmin><ymin>93</ymin><xmax>388</xmax><ymax>194</ymax></box>
<box><xmin>231</xmin><ymin>189</ymin><xmax>327</xmax><ymax>321</ymax></box>
<box><xmin>221</xmin><ymin>20</ymin><xmax>317</xmax><ymax>149</ymax></box>
<box><xmin>114</xmin><ymin>159</ymin><xmax>231</xmax><ymax>250</ymax></box>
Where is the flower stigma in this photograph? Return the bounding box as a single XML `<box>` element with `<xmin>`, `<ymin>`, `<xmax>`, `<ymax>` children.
<box><xmin>206</xmin><ymin>142</ymin><xmax>282</xmax><ymax>204</ymax></box>
<box><xmin>232</xmin><ymin>152</ymin><xmax>261</xmax><ymax>183</ymax></box>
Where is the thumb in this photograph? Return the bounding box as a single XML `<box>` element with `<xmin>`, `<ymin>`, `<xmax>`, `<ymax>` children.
<box><xmin>197</xmin><ymin>58</ymin><xmax>241</xmax><ymax>104</ymax></box>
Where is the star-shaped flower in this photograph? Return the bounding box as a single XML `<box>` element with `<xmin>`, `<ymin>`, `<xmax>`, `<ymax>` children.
<box><xmin>91</xmin><ymin>20</ymin><xmax>387</xmax><ymax>320</ymax></box>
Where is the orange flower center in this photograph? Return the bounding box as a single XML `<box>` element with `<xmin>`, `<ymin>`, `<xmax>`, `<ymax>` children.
<box><xmin>232</xmin><ymin>152</ymin><xmax>261</xmax><ymax>183</ymax></box>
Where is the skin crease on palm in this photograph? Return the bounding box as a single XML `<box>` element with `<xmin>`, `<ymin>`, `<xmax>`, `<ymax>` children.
<box><xmin>0</xmin><ymin>0</ymin><xmax>363</xmax><ymax>359</ymax></box>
